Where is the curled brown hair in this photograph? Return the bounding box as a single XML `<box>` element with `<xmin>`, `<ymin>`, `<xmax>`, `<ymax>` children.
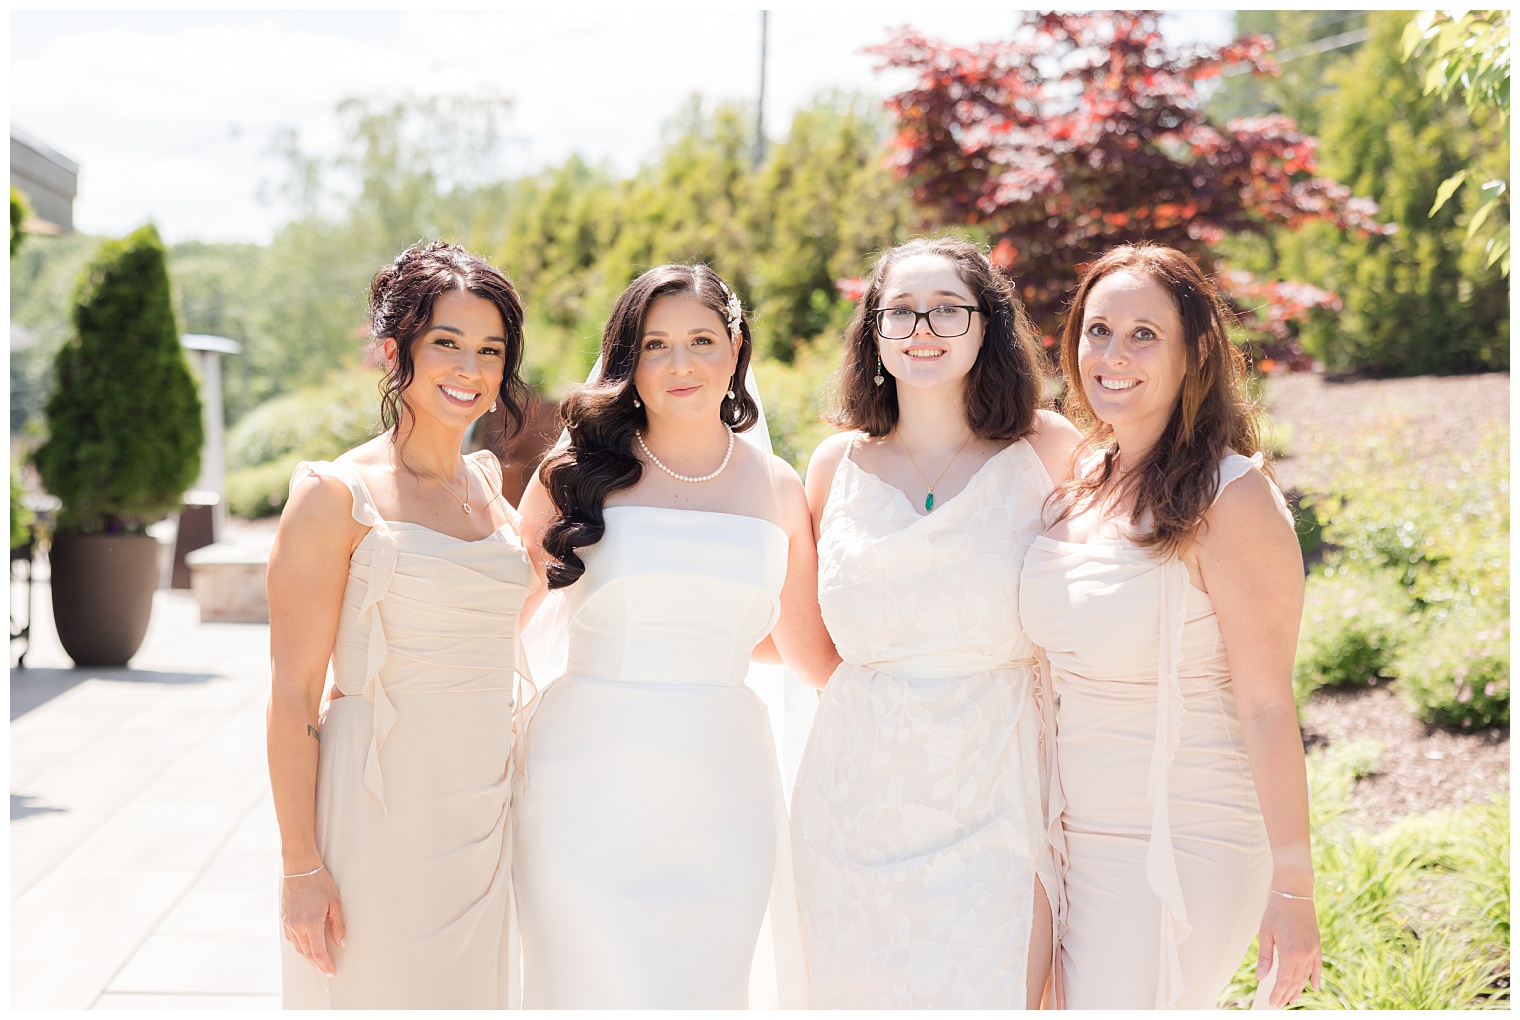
<box><xmin>830</xmin><ymin>236</ymin><xmax>1045</xmax><ymax>440</ymax></box>
<box><xmin>368</xmin><ymin>240</ymin><xmax>530</xmax><ymax>444</ymax></box>
<box><xmin>539</xmin><ymin>264</ymin><xmax>760</xmax><ymax>589</ymax></box>
<box><xmin>1050</xmin><ymin>242</ymin><xmax>1265</xmax><ymax>558</ymax></box>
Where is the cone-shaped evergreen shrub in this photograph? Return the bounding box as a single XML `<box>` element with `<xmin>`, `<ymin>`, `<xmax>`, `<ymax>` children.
<box><xmin>34</xmin><ymin>224</ymin><xmax>203</xmax><ymax>534</ymax></box>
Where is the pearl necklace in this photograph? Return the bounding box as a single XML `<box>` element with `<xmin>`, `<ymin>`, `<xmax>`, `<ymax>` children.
<box><xmin>636</xmin><ymin>425</ymin><xmax>735</xmax><ymax>483</ymax></box>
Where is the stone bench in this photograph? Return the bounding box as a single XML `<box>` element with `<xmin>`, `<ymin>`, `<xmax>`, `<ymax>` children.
<box><xmin>185</xmin><ymin>536</ymin><xmax>274</xmax><ymax>623</ymax></box>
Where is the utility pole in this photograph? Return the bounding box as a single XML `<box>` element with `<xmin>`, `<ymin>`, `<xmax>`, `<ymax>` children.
<box><xmin>754</xmin><ymin>11</ymin><xmax>769</xmax><ymax>168</ymax></box>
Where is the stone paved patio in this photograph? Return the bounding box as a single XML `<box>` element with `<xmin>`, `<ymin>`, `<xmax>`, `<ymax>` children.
<box><xmin>12</xmin><ymin>565</ymin><xmax>282</xmax><ymax>1009</ymax></box>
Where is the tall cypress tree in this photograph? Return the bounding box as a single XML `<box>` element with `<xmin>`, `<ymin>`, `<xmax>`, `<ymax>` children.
<box><xmin>35</xmin><ymin>224</ymin><xmax>203</xmax><ymax>533</ymax></box>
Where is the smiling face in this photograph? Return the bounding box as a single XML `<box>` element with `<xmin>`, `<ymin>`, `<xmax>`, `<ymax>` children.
<box><xmin>875</xmin><ymin>253</ymin><xmax>985</xmax><ymax>393</ymax></box>
<box><xmin>632</xmin><ymin>291</ymin><xmax>739</xmax><ymax>427</ymax></box>
<box><xmin>389</xmin><ymin>289</ymin><xmax>508</xmax><ymax>430</ymax></box>
<box><xmin>1076</xmin><ymin>270</ymin><xmax>1188</xmax><ymax>447</ymax></box>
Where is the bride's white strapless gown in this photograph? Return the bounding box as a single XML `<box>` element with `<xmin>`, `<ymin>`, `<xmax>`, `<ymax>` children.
<box><xmin>510</xmin><ymin>506</ymin><xmax>807</xmax><ymax>1008</ymax></box>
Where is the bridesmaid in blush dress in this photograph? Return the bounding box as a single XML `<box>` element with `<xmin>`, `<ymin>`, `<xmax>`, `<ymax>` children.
<box><xmin>510</xmin><ymin>264</ymin><xmax>838</xmax><ymax>1008</ymax></box>
<box><xmin>1019</xmin><ymin>243</ymin><xmax>1323</xmax><ymax>1009</ymax></box>
<box><xmin>268</xmin><ymin>242</ymin><xmax>535</xmax><ymax>1008</ymax></box>
<box><xmin>790</xmin><ymin>237</ymin><xmax>1080</xmax><ymax>1008</ymax></box>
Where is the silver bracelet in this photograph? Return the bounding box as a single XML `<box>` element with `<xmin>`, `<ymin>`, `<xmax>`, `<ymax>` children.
<box><xmin>1270</xmin><ymin>888</ymin><xmax>1313</xmax><ymax>901</ymax></box>
<box><xmin>283</xmin><ymin>863</ymin><xmax>326</xmax><ymax>879</ymax></box>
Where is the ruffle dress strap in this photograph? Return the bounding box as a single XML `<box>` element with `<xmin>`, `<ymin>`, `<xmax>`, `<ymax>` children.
<box><xmin>1147</xmin><ymin>556</ymin><xmax>1194</xmax><ymax>1008</ymax></box>
<box><xmin>1215</xmin><ymin>451</ymin><xmax>1265</xmax><ymax>503</ymax></box>
<box><xmin>293</xmin><ymin>460</ymin><xmax>400</xmax><ymax>817</ymax></box>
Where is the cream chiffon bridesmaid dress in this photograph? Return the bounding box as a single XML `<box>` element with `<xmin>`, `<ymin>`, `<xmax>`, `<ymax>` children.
<box><xmin>791</xmin><ymin>438</ymin><xmax>1061</xmax><ymax>1008</ymax></box>
<box><xmin>279</xmin><ymin>452</ymin><xmax>532</xmax><ymax>1009</ymax></box>
<box><xmin>1019</xmin><ymin>453</ymin><xmax>1275</xmax><ymax>1009</ymax></box>
<box><xmin>510</xmin><ymin>505</ymin><xmax>806</xmax><ymax>1008</ymax></box>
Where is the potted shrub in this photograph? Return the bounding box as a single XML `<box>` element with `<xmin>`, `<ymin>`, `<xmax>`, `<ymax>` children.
<box><xmin>33</xmin><ymin>224</ymin><xmax>203</xmax><ymax>666</ymax></box>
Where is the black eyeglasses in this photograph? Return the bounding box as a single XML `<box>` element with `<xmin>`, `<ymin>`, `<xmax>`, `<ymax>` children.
<box><xmin>871</xmin><ymin>305</ymin><xmax>984</xmax><ymax>340</ymax></box>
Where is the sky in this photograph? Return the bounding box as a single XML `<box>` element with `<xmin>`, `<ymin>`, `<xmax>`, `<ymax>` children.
<box><xmin>11</xmin><ymin>9</ymin><xmax>1235</xmax><ymax>246</ymax></box>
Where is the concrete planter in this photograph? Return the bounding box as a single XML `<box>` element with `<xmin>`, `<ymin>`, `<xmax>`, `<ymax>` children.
<box><xmin>48</xmin><ymin>532</ymin><xmax>160</xmax><ymax>666</ymax></box>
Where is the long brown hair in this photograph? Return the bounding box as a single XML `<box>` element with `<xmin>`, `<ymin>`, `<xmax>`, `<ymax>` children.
<box><xmin>830</xmin><ymin>236</ymin><xmax>1045</xmax><ymax>440</ymax></box>
<box><xmin>1050</xmin><ymin>243</ymin><xmax>1265</xmax><ymax>558</ymax></box>
<box><xmin>538</xmin><ymin>264</ymin><xmax>760</xmax><ymax>589</ymax></box>
<box><xmin>368</xmin><ymin>240</ymin><xmax>529</xmax><ymax>444</ymax></box>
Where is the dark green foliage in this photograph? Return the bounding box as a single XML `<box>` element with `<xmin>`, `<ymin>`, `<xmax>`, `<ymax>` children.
<box><xmin>745</xmin><ymin>96</ymin><xmax>919</xmax><ymax>361</ymax></box>
<box><xmin>10</xmin><ymin>187</ymin><xmax>28</xmax><ymax>257</ymax></box>
<box><xmin>33</xmin><ymin>225</ymin><xmax>203</xmax><ymax>534</ymax></box>
<box><xmin>1222</xmin><ymin>11</ymin><xmax>1509</xmax><ymax>375</ymax></box>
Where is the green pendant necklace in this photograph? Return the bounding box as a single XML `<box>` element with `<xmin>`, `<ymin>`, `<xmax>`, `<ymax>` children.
<box><xmin>896</xmin><ymin>430</ymin><xmax>974</xmax><ymax>512</ymax></box>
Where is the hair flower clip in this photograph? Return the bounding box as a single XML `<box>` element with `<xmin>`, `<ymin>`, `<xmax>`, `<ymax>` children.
<box><xmin>724</xmin><ymin>290</ymin><xmax>743</xmax><ymax>341</ymax></box>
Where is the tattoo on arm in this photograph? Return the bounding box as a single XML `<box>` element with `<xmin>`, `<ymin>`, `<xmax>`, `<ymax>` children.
<box><xmin>307</xmin><ymin>725</ymin><xmax>319</xmax><ymax>740</ymax></box>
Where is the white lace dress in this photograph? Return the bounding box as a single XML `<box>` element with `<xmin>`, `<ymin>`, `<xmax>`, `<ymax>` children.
<box><xmin>790</xmin><ymin>438</ymin><xmax>1062</xmax><ymax>1007</ymax></box>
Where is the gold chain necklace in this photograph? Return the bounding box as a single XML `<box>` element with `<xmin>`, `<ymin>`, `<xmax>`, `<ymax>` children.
<box><xmin>895</xmin><ymin>431</ymin><xmax>974</xmax><ymax>512</ymax></box>
<box><xmin>404</xmin><ymin>454</ymin><xmax>476</xmax><ymax>515</ymax></box>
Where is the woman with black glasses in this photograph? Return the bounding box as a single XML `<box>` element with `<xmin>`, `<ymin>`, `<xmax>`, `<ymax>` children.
<box><xmin>790</xmin><ymin>236</ymin><xmax>1079</xmax><ymax>1007</ymax></box>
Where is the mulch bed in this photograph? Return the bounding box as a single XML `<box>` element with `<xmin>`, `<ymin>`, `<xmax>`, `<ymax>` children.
<box><xmin>1264</xmin><ymin>370</ymin><xmax>1511</xmax><ymax>830</ymax></box>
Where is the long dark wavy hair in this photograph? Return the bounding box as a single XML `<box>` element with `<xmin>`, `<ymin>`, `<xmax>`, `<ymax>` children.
<box><xmin>1049</xmin><ymin>242</ymin><xmax>1266</xmax><ymax>559</ymax></box>
<box><xmin>830</xmin><ymin>236</ymin><xmax>1045</xmax><ymax>440</ymax></box>
<box><xmin>368</xmin><ymin>240</ymin><xmax>530</xmax><ymax>445</ymax></box>
<box><xmin>539</xmin><ymin>264</ymin><xmax>760</xmax><ymax>589</ymax></box>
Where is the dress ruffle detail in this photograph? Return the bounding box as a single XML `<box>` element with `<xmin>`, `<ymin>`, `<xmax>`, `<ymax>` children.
<box><xmin>1146</xmin><ymin>559</ymin><xmax>1194</xmax><ymax>1008</ymax></box>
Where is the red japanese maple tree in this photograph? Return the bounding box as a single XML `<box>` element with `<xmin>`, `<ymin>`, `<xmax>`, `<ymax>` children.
<box><xmin>870</xmin><ymin>11</ymin><xmax>1389</xmax><ymax>361</ymax></box>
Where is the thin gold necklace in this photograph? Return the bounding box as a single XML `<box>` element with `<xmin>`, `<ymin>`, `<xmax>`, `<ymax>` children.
<box><xmin>404</xmin><ymin>454</ymin><xmax>476</xmax><ymax>515</ymax></box>
<box><xmin>896</xmin><ymin>431</ymin><xmax>974</xmax><ymax>512</ymax></box>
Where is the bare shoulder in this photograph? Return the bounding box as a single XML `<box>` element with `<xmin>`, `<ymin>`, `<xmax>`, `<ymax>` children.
<box><xmin>1200</xmin><ymin>464</ymin><xmax>1296</xmax><ymax>550</ymax></box>
<box><xmin>766</xmin><ymin>452</ymin><xmax>808</xmax><ymax>512</ymax></box>
<box><xmin>1026</xmin><ymin>409</ymin><xmax>1082</xmax><ymax>485</ymax></box>
<box><xmin>275</xmin><ymin>464</ymin><xmax>365</xmax><ymax>563</ymax></box>
<box><xmin>804</xmin><ymin>430</ymin><xmax>856</xmax><ymax>493</ymax></box>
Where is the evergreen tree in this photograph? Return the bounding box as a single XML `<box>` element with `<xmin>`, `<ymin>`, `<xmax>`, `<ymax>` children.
<box><xmin>34</xmin><ymin>225</ymin><xmax>204</xmax><ymax>533</ymax></box>
<box><xmin>1280</xmin><ymin>11</ymin><xmax>1508</xmax><ymax>374</ymax></box>
<box><xmin>746</xmin><ymin>96</ymin><xmax>918</xmax><ymax>360</ymax></box>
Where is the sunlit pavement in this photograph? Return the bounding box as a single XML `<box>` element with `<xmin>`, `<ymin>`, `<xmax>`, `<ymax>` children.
<box><xmin>11</xmin><ymin>567</ymin><xmax>281</xmax><ymax>1009</ymax></box>
<box><xmin>10</xmin><ymin>553</ymin><xmax>809</xmax><ymax>1009</ymax></box>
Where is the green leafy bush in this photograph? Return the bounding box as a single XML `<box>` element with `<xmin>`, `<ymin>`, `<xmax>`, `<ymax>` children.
<box><xmin>751</xmin><ymin>338</ymin><xmax>842</xmax><ymax>472</ymax></box>
<box><xmin>1395</xmin><ymin>603</ymin><xmax>1509</xmax><ymax>729</ymax></box>
<box><xmin>1295</xmin><ymin>568</ymin><xmax>1414</xmax><ymax>700</ymax></box>
<box><xmin>10</xmin><ymin>186</ymin><xmax>28</xmax><ymax>257</ymax></box>
<box><xmin>226</xmin><ymin>370</ymin><xmax>379</xmax><ymax>471</ymax></box>
<box><xmin>33</xmin><ymin>225</ymin><xmax>203</xmax><ymax>534</ymax></box>
<box><xmin>226</xmin><ymin>451</ymin><xmax>309</xmax><ymax>520</ymax></box>
<box><xmin>1319</xmin><ymin>435</ymin><xmax>1508</xmax><ymax>612</ymax></box>
<box><xmin>10</xmin><ymin>469</ymin><xmax>34</xmax><ymax>549</ymax></box>
<box><xmin>224</xmin><ymin>371</ymin><xmax>381</xmax><ymax>518</ymax></box>
<box><xmin>1300</xmin><ymin>426</ymin><xmax>1508</xmax><ymax>726</ymax></box>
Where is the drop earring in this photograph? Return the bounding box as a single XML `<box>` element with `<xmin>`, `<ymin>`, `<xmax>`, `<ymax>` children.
<box><xmin>874</xmin><ymin>354</ymin><xmax>885</xmax><ymax>387</ymax></box>
<box><xmin>632</xmin><ymin>394</ymin><xmax>641</xmax><ymax>409</ymax></box>
<box><xmin>489</xmin><ymin>398</ymin><xmax>498</xmax><ymax>413</ymax></box>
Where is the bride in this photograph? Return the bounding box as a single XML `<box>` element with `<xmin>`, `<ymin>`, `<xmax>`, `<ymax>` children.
<box><xmin>511</xmin><ymin>263</ymin><xmax>838</xmax><ymax>1008</ymax></box>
